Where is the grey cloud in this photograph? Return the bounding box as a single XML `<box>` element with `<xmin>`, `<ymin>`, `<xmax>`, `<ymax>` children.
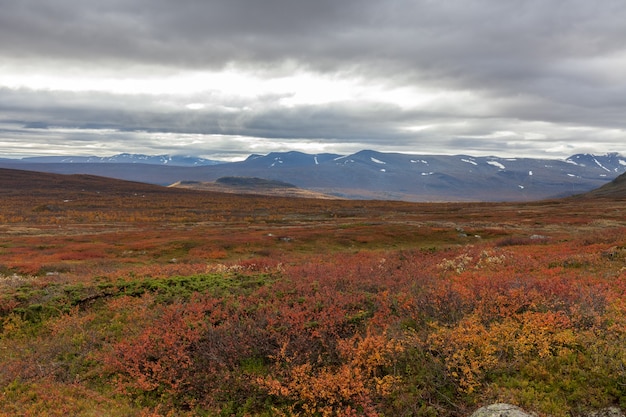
<box><xmin>5</xmin><ymin>1</ymin><xmax>622</xmax><ymax>74</ymax></box>
<box><xmin>0</xmin><ymin>87</ymin><xmax>414</xmax><ymax>143</ymax></box>
<box><xmin>0</xmin><ymin>0</ymin><xmax>367</xmax><ymax>70</ymax></box>
<box><xmin>2</xmin><ymin>81</ymin><xmax>625</xmax><ymax>159</ymax></box>
<box><xmin>1</xmin><ymin>0</ymin><xmax>626</xmax><ymax>158</ymax></box>
<box><xmin>4</xmin><ymin>2</ymin><xmax>626</xmax><ymax>79</ymax></box>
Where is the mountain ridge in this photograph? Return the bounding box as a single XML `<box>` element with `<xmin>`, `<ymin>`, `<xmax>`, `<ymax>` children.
<box><xmin>15</xmin><ymin>153</ymin><xmax>221</xmax><ymax>167</ymax></box>
<box><xmin>1</xmin><ymin>150</ymin><xmax>624</xmax><ymax>202</ymax></box>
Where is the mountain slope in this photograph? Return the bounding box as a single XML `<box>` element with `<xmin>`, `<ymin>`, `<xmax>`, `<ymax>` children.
<box><xmin>2</xmin><ymin>151</ymin><xmax>625</xmax><ymax>202</ymax></box>
<box><xmin>579</xmin><ymin>171</ymin><xmax>626</xmax><ymax>199</ymax></box>
<box><xmin>0</xmin><ymin>167</ymin><xmax>181</xmax><ymax>198</ymax></box>
<box><xmin>565</xmin><ymin>152</ymin><xmax>626</xmax><ymax>174</ymax></box>
<box><xmin>180</xmin><ymin>150</ymin><xmax>625</xmax><ymax>201</ymax></box>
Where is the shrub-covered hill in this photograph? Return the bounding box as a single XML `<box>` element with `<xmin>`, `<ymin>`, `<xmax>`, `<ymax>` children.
<box><xmin>0</xmin><ymin>167</ymin><xmax>173</xmax><ymax>196</ymax></box>
<box><xmin>581</xmin><ymin>171</ymin><xmax>626</xmax><ymax>198</ymax></box>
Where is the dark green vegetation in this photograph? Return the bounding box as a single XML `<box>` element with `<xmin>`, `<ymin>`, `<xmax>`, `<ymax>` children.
<box><xmin>1</xmin><ymin>169</ymin><xmax>626</xmax><ymax>416</ymax></box>
<box><xmin>215</xmin><ymin>176</ymin><xmax>297</xmax><ymax>188</ymax></box>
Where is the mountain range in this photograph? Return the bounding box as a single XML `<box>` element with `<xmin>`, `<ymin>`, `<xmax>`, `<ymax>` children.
<box><xmin>1</xmin><ymin>150</ymin><xmax>625</xmax><ymax>202</ymax></box>
<box><xmin>7</xmin><ymin>153</ymin><xmax>221</xmax><ymax>166</ymax></box>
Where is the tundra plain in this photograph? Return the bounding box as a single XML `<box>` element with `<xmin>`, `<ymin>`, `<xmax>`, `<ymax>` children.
<box><xmin>1</xmin><ymin>168</ymin><xmax>625</xmax><ymax>416</ymax></box>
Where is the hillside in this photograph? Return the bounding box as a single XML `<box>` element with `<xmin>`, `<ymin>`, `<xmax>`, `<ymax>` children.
<box><xmin>0</xmin><ymin>167</ymin><xmax>173</xmax><ymax>197</ymax></box>
<box><xmin>581</xmin><ymin>171</ymin><xmax>626</xmax><ymax>198</ymax></box>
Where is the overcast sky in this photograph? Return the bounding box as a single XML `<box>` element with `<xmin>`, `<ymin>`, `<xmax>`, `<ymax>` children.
<box><xmin>1</xmin><ymin>0</ymin><xmax>625</xmax><ymax>160</ymax></box>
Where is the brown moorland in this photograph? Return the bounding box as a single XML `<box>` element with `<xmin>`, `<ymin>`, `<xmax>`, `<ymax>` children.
<box><xmin>1</xmin><ymin>168</ymin><xmax>625</xmax><ymax>417</ymax></box>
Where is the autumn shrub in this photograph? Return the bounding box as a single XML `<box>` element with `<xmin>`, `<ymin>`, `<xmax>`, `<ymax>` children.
<box><xmin>2</xmin><ymin>189</ymin><xmax>626</xmax><ymax>417</ymax></box>
<box><xmin>256</xmin><ymin>329</ymin><xmax>405</xmax><ymax>416</ymax></box>
<box><xmin>0</xmin><ymin>378</ymin><xmax>139</xmax><ymax>417</ymax></box>
<box><xmin>103</xmin><ymin>294</ymin><xmax>271</xmax><ymax>413</ymax></box>
<box><xmin>106</xmin><ymin>298</ymin><xmax>210</xmax><ymax>404</ymax></box>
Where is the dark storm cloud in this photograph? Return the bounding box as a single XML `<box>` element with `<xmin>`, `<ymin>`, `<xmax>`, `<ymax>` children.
<box><xmin>1</xmin><ymin>0</ymin><xmax>625</xmax><ymax>157</ymax></box>
<box><xmin>4</xmin><ymin>1</ymin><xmax>623</xmax><ymax>77</ymax></box>
<box><xmin>0</xmin><ymin>0</ymin><xmax>365</xmax><ymax>70</ymax></box>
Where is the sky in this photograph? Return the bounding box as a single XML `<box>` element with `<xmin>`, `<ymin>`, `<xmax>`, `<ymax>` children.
<box><xmin>1</xmin><ymin>0</ymin><xmax>625</xmax><ymax>161</ymax></box>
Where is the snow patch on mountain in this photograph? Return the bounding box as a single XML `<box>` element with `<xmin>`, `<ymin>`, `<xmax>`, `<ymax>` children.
<box><xmin>371</xmin><ymin>157</ymin><xmax>386</xmax><ymax>164</ymax></box>
<box><xmin>336</xmin><ymin>159</ymin><xmax>355</xmax><ymax>165</ymax></box>
<box><xmin>461</xmin><ymin>158</ymin><xmax>478</xmax><ymax>166</ymax></box>
<box><xmin>487</xmin><ymin>161</ymin><xmax>506</xmax><ymax>169</ymax></box>
<box><xmin>593</xmin><ymin>158</ymin><xmax>611</xmax><ymax>172</ymax></box>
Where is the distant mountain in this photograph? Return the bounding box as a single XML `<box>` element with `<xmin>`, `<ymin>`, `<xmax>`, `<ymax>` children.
<box><xmin>243</xmin><ymin>151</ymin><xmax>342</xmax><ymax>168</ymax></box>
<box><xmin>190</xmin><ymin>150</ymin><xmax>625</xmax><ymax>201</ymax></box>
<box><xmin>18</xmin><ymin>153</ymin><xmax>221</xmax><ymax>167</ymax></box>
<box><xmin>565</xmin><ymin>152</ymin><xmax>626</xmax><ymax>174</ymax></box>
<box><xmin>2</xmin><ymin>150</ymin><xmax>625</xmax><ymax>202</ymax></box>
